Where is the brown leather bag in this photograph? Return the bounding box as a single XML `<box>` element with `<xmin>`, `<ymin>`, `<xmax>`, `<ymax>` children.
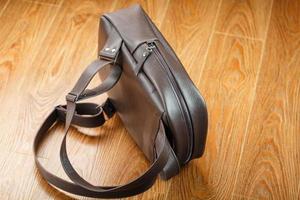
<box><xmin>34</xmin><ymin>4</ymin><xmax>208</xmax><ymax>198</ymax></box>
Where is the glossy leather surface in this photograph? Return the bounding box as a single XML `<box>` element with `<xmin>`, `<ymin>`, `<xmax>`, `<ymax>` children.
<box><xmin>99</xmin><ymin>4</ymin><xmax>208</xmax><ymax>167</ymax></box>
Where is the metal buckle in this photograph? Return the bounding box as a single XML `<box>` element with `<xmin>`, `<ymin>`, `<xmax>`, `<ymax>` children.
<box><xmin>66</xmin><ymin>93</ymin><xmax>78</xmax><ymax>102</ymax></box>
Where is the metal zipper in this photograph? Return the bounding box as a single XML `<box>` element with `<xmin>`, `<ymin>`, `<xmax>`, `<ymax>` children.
<box><xmin>146</xmin><ymin>41</ymin><xmax>194</xmax><ymax>163</ymax></box>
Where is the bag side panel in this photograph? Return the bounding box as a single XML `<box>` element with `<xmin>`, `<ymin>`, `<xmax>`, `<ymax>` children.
<box><xmin>143</xmin><ymin>11</ymin><xmax>208</xmax><ymax>159</ymax></box>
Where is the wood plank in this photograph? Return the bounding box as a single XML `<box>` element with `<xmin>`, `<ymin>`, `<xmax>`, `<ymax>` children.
<box><xmin>0</xmin><ymin>150</ymin><xmax>79</xmax><ymax>199</ymax></box>
<box><xmin>233</xmin><ymin>0</ymin><xmax>300</xmax><ymax>199</ymax></box>
<box><xmin>0</xmin><ymin>0</ymin><xmax>60</xmax><ymax>154</ymax></box>
<box><xmin>158</xmin><ymin>0</ymin><xmax>221</xmax><ymax>84</ymax></box>
<box><xmin>215</xmin><ymin>0</ymin><xmax>273</xmax><ymax>39</ymax></box>
<box><xmin>166</xmin><ymin>34</ymin><xmax>263</xmax><ymax>199</ymax></box>
<box><xmin>0</xmin><ymin>0</ymin><xmax>10</xmax><ymax>17</ymax></box>
<box><xmin>0</xmin><ymin>152</ymin><xmax>51</xmax><ymax>199</ymax></box>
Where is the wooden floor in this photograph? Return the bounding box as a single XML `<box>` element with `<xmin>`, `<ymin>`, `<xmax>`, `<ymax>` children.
<box><xmin>0</xmin><ymin>0</ymin><xmax>299</xmax><ymax>199</ymax></box>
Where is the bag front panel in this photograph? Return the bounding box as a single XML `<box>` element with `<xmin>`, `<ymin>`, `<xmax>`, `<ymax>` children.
<box><xmin>98</xmin><ymin>18</ymin><xmax>162</xmax><ymax>161</ymax></box>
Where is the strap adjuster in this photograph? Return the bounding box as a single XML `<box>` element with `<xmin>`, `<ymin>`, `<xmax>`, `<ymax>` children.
<box><xmin>66</xmin><ymin>93</ymin><xmax>78</xmax><ymax>102</ymax></box>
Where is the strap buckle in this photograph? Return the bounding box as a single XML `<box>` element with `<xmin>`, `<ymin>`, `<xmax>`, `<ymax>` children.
<box><xmin>66</xmin><ymin>93</ymin><xmax>78</xmax><ymax>103</ymax></box>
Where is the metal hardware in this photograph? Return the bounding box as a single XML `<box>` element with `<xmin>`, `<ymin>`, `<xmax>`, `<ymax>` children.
<box><xmin>146</xmin><ymin>41</ymin><xmax>156</xmax><ymax>51</ymax></box>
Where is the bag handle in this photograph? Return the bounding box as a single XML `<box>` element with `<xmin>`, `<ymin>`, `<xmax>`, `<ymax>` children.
<box><xmin>33</xmin><ymin>59</ymin><xmax>171</xmax><ymax>198</ymax></box>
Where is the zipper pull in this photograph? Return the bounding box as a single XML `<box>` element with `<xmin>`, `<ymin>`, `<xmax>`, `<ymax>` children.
<box><xmin>134</xmin><ymin>42</ymin><xmax>155</xmax><ymax>75</ymax></box>
<box><xmin>146</xmin><ymin>41</ymin><xmax>156</xmax><ymax>51</ymax></box>
<box><xmin>142</xmin><ymin>42</ymin><xmax>155</xmax><ymax>57</ymax></box>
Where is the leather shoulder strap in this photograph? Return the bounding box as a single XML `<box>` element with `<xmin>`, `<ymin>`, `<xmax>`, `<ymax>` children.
<box><xmin>33</xmin><ymin>59</ymin><xmax>172</xmax><ymax>198</ymax></box>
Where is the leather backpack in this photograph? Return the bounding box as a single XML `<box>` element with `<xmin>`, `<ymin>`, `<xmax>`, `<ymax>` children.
<box><xmin>34</xmin><ymin>4</ymin><xmax>208</xmax><ymax>198</ymax></box>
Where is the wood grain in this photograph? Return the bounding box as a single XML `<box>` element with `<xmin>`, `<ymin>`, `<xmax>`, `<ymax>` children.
<box><xmin>0</xmin><ymin>0</ymin><xmax>10</xmax><ymax>17</ymax></box>
<box><xmin>158</xmin><ymin>0</ymin><xmax>221</xmax><ymax>84</ymax></box>
<box><xmin>23</xmin><ymin>0</ymin><xmax>62</xmax><ymax>6</ymax></box>
<box><xmin>233</xmin><ymin>0</ymin><xmax>300</xmax><ymax>199</ymax></box>
<box><xmin>0</xmin><ymin>0</ymin><xmax>61</xmax><ymax>154</ymax></box>
<box><xmin>215</xmin><ymin>0</ymin><xmax>273</xmax><ymax>39</ymax></box>
<box><xmin>1</xmin><ymin>0</ymin><xmax>299</xmax><ymax>199</ymax></box>
<box><xmin>167</xmin><ymin>33</ymin><xmax>263</xmax><ymax>200</ymax></box>
<box><xmin>0</xmin><ymin>152</ymin><xmax>47</xmax><ymax>199</ymax></box>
